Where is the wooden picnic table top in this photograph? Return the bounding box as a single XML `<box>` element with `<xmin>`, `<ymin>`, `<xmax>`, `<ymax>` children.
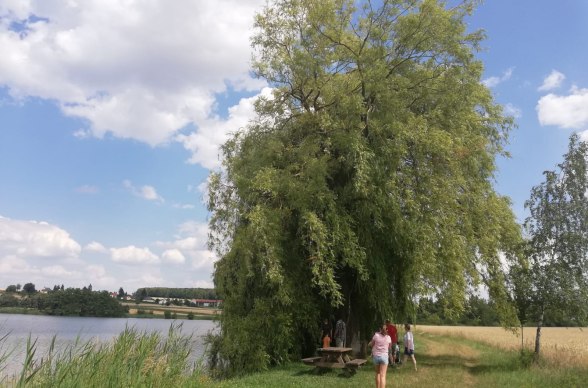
<box><xmin>318</xmin><ymin>347</ymin><xmax>353</xmax><ymax>353</ymax></box>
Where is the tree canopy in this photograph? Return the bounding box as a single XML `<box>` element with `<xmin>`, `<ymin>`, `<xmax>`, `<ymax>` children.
<box><xmin>207</xmin><ymin>0</ymin><xmax>521</xmax><ymax>375</ymax></box>
<box><xmin>134</xmin><ymin>287</ymin><xmax>217</xmax><ymax>300</ymax></box>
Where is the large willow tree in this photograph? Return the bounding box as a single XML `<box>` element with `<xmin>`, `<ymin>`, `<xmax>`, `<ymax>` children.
<box><xmin>207</xmin><ymin>0</ymin><xmax>521</xmax><ymax>375</ymax></box>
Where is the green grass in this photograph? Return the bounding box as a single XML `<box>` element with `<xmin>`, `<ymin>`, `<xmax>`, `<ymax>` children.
<box><xmin>211</xmin><ymin>331</ymin><xmax>588</xmax><ymax>388</ymax></box>
<box><xmin>2</xmin><ymin>327</ymin><xmax>587</xmax><ymax>387</ymax></box>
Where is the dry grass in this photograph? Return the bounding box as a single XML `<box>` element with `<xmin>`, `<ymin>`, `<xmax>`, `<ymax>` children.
<box><xmin>419</xmin><ymin>325</ymin><xmax>588</xmax><ymax>367</ymax></box>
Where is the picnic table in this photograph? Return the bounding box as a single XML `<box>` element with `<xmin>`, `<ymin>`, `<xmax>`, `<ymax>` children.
<box><xmin>302</xmin><ymin>347</ymin><xmax>367</xmax><ymax>375</ymax></box>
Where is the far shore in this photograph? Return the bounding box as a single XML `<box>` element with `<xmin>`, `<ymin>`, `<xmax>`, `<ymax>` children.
<box><xmin>0</xmin><ymin>304</ymin><xmax>221</xmax><ymax>320</ymax></box>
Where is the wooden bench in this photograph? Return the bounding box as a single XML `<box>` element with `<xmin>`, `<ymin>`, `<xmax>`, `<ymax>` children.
<box><xmin>314</xmin><ymin>361</ymin><xmax>347</xmax><ymax>369</ymax></box>
<box><xmin>345</xmin><ymin>358</ymin><xmax>367</xmax><ymax>369</ymax></box>
<box><xmin>344</xmin><ymin>358</ymin><xmax>367</xmax><ymax>375</ymax></box>
<box><xmin>301</xmin><ymin>356</ymin><xmax>322</xmax><ymax>365</ymax></box>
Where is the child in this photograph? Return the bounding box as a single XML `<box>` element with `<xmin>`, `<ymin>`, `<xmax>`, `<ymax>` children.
<box><xmin>393</xmin><ymin>342</ymin><xmax>401</xmax><ymax>365</ymax></box>
<box><xmin>322</xmin><ymin>333</ymin><xmax>331</xmax><ymax>348</ymax></box>
<box><xmin>403</xmin><ymin>324</ymin><xmax>417</xmax><ymax>371</ymax></box>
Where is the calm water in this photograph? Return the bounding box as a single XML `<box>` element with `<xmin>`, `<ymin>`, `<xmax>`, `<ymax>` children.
<box><xmin>0</xmin><ymin>314</ymin><xmax>216</xmax><ymax>378</ymax></box>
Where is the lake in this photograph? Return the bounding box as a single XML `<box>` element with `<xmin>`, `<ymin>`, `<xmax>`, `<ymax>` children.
<box><xmin>0</xmin><ymin>314</ymin><xmax>216</xmax><ymax>378</ymax></box>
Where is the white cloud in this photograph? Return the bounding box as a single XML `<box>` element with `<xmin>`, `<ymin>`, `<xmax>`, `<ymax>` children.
<box><xmin>162</xmin><ymin>249</ymin><xmax>186</xmax><ymax>264</ymax></box>
<box><xmin>0</xmin><ymin>215</ymin><xmax>81</xmax><ymax>259</ymax></box>
<box><xmin>84</xmin><ymin>241</ymin><xmax>108</xmax><ymax>253</ymax></box>
<box><xmin>191</xmin><ymin>280</ymin><xmax>215</xmax><ymax>289</ymax></box>
<box><xmin>175</xmin><ymin>221</ymin><xmax>209</xmax><ymax>240</ymax></box>
<box><xmin>123</xmin><ymin>180</ymin><xmax>164</xmax><ymax>202</ymax></box>
<box><xmin>110</xmin><ymin>245</ymin><xmax>160</xmax><ymax>264</ymax></box>
<box><xmin>537</xmin><ymin>86</ymin><xmax>588</xmax><ymax>130</ymax></box>
<box><xmin>75</xmin><ymin>185</ymin><xmax>99</xmax><ymax>194</ymax></box>
<box><xmin>190</xmin><ymin>250</ymin><xmax>217</xmax><ymax>271</ymax></box>
<box><xmin>0</xmin><ymin>0</ymin><xmax>266</xmax><ymax>166</ymax></box>
<box><xmin>482</xmin><ymin>67</ymin><xmax>513</xmax><ymax>88</ymax></box>
<box><xmin>43</xmin><ymin>265</ymin><xmax>80</xmax><ymax>278</ymax></box>
<box><xmin>172</xmin><ymin>203</ymin><xmax>195</xmax><ymax>210</ymax></box>
<box><xmin>155</xmin><ymin>221</ymin><xmax>217</xmax><ymax>271</ymax></box>
<box><xmin>176</xmin><ymin>87</ymin><xmax>272</xmax><ymax>169</ymax></box>
<box><xmin>579</xmin><ymin>130</ymin><xmax>588</xmax><ymax>142</ymax></box>
<box><xmin>0</xmin><ymin>255</ymin><xmax>38</xmax><ymax>275</ymax></box>
<box><xmin>538</xmin><ymin>70</ymin><xmax>566</xmax><ymax>92</ymax></box>
<box><xmin>140</xmin><ymin>185</ymin><xmax>162</xmax><ymax>202</ymax></box>
<box><xmin>503</xmin><ymin>103</ymin><xmax>522</xmax><ymax>119</ymax></box>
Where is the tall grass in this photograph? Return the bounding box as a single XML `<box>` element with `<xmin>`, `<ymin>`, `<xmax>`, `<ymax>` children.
<box><xmin>1</xmin><ymin>324</ymin><xmax>208</xmax><ymax>387</ymax></box>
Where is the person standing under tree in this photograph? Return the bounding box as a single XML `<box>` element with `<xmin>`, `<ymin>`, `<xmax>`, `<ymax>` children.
<box><xmin>334</xmin><ymin>317</ymin><xmax>346</xmax><ymax>347</ymax></box>
<box><xmin>385</xmin><ymin>319</ymin><xmax>398</xmax><ymax>364</ymax></box>
<box><xmin>403</xmin><ymin>324</ymin><xmax>417</xmax><ymax>371</ymax></box>
<box><xmin>369</xmin><ymin>324</ymin><xmax>392</xmax><ymax>388</ymax></box>
<box><xmin>321</xmin><ymin>318</ymin><xmax>332</xmax><ymax>344</ymax></box>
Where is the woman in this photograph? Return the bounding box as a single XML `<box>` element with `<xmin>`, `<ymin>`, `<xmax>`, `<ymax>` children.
<box><xmin>369</xmin><ymin>324</ymin><xmax>391</xmax><ymax>388</ymax></box>
<box><xmin>403</xmin><ymin>324</ymin><xmax>417</xmax><ymax>371</ymax></box>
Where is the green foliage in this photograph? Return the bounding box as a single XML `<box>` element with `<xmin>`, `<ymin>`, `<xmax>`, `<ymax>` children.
<box><xmin>416</xmin><ymin>296</ymin><xmax>500</xmax><ymax>326</ymax></box>
<box><xmin>208</xmin><ymin>0</ymin><xmax>521</xmax><ymax>375</ymax></box>
<box><xmin>5</xmin><ymin>285</ymin><xmax>17</xmax><ymax>293</ymax></box>
<box><xmin>0</xmin><ymin>288</ymin><xmax>126</xmax><ymax>317</ymax></box>
<box><xmin>164</xmin><ymin>311</ymin><xmax>172</xmax><ymax>319</ymax></box>
<box><xmin>521</xmin><ymin>134</ymin><xmax>588</xmax><ymax>355</ymax></box>
<box><xmin>0</xmin><ymin>293</ymin><xmax>19</xmax><ymax>307</ymax></box>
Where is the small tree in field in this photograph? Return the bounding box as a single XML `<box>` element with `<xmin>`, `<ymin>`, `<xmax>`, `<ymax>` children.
<box><xmin>523</xmin><ymin>134</ymin><xmax>588</xmax><ymax>358</ymax></box>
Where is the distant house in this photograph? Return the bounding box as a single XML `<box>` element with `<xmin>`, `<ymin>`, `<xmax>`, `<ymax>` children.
<box><xmin>190</xmin><ymin>299</ymin><xmax>222</xmax><ymax>308</ymax></box>
<box><xmin>40</xmin><ymin>287</ymin><xmax>52</xmax><ymax>294</ymax></box>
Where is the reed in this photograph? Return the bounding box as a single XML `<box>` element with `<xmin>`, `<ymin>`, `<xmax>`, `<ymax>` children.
<box><xmin>0</xmin><ymin>323</ymin><xmax>207</xmax><ymax>388</ymax></box>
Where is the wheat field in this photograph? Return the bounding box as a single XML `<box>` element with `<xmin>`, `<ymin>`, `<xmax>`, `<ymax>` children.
<box><xmin>418</xmin><ymin>325</ymin><xmax>588</xmax><ymax>367</ymax></box>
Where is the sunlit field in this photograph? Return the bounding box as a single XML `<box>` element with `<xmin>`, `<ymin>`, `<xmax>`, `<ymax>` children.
<box><xmin>419</xmin><ymin>325</ymin><xmax>588</xmax><ymax>367</ymax></box>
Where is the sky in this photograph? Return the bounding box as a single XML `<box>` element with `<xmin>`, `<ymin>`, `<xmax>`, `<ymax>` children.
<box><xmin>0</xmin><ymin>1</ymin><xmax>587</xmax><ymax>294</ymax></box>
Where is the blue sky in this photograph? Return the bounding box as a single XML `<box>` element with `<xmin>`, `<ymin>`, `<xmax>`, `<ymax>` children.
<box><xmin>1</xmin><ymin>1</ymin><xmax>587</xmax><ymax>293</ymax></box>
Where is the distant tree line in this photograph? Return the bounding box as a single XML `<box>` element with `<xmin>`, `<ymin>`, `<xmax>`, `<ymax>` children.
<box><xmin>416</xmin><ymin>295</ymin><xmax>582</xmax><ymax>327</ymax></box>
<box><xmin>134</xmin><ymin>287</ymin><xmax>217</xmax><ymax>300</ymax></box>
<box><xmin>1</xmin><ymin>284</ymin><xmax>127</xmax><ymax>317</ymax></box>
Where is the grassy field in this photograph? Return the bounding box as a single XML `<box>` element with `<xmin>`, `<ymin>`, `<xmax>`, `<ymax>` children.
<box><xmin>3</xmin><ymin>326</ymin><xmax>587</xmax><ymax>387</ymax></box>
<box><xmin>419</xmin><ymin>325</ymin><xmax>588</xmax><ymax>367</ymax></box>
<box><xmin>212</xmin><ymin>330</ymin><xmax>588</xmax><ymax>387</ymax></box>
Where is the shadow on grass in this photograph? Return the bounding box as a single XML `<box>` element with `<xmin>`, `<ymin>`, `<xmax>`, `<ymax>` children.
<box><xmin>291</xmin><ymin>366</ymin><xmax>358</xmax><ymax>379</ymax></box>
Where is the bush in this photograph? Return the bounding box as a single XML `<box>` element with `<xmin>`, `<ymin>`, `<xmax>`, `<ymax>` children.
<box><xmin>164</xmin><ymin>310</ymin><xmax>172</xmax><ymax>319</ymax></box>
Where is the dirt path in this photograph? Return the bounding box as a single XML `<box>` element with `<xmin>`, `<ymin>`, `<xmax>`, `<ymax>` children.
<box><xmin>387</xmin><ymin>332</ymin><xmax>482</xmax><ymax>387</ymax></box>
